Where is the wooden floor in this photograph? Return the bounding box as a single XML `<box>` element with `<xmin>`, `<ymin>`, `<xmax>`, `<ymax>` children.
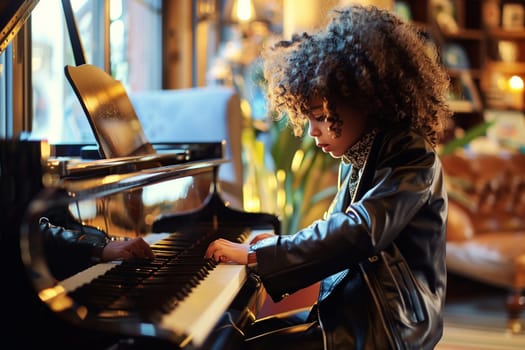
<box><xmin>437</xmin><ymin>273</ymin><xmax>525</xmax><ymax>349</ymax></box>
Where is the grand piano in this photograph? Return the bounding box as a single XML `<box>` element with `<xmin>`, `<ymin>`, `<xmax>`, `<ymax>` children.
<box><xmin>4</xmin><ymin>139</ymin><xmax>279</xmax><ymax>349</ymax></box>
<box><xmin>2</xmin><ymin>2</ymin><xmax>280</xmax><ymax>347</ymax></box>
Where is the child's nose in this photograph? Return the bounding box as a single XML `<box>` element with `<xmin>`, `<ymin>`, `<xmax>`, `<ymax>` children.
<box><xmin>308</xmin><ymin>122</ymin><xmax>320</xmax><ymax>137</ymax></box>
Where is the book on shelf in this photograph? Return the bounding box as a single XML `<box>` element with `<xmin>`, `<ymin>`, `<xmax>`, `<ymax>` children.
<box><xmin>447</xmin><ymin>99</ymin><xmax>475</xmax><ymax>113</ymax></box>
<box><xmin>447</xmin><ymin>71</ymin><xmax>483</xmax><ymax>113</ymax></box>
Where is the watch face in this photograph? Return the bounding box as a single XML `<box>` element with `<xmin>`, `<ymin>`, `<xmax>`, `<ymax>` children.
<box><xmin>443</xmin><ymin>44</ymin><xmax>470</xmax><ymax>69</ymax></box>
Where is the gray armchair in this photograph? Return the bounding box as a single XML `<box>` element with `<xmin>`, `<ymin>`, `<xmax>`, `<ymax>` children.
<box><xmin>130</xmin><ymin>87</ymin><xmax>244</xmax><ymax>210</ymax></box>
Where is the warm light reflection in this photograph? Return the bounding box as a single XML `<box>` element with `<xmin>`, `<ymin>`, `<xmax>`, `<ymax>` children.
<box><xmin>102</xmin><ymin>174</ymin><xmax>122</xmax><ymax>184</ymax></box>
<box><xmin>38</xmin><ymin>285</ymin><xmax>77</xmax><ymax>313</ymax></box>
<box><xmin>243</xmin><ymin>182</ymin><xmax>261</xmax><ymax>212</ymax></box>
<box><xmin>285</xmin><ymin>203</ymin><xmax>293</xmax><ymax>217</ymax></box>
<box><xmin>507</xmin><ymin>75</ymin><xmax>524</xmax><ymax>110</ymax></box>
<box><xmin>291</xmin><ymin>149</ymin><xmax>304</xmax><ymax>172</ymax></box>
<box><xmin>232</xmin><ymin>0</ymin><xmax>255</xmax><ymax>22</ymax></box>
<box><xmin>40</xmin><ymin>140</ymin><xmax>50</xmax><ymax>159</ymax></box>
<box><xmin>508</xmin><ymin>75</ymin><xmax>524</xmax><ymax>91</ymax></box>
<box><xmin>240</xmin><ymin>99</ymin><xmax>252</xmax><ymax>118</ymax></box>
<box><xmin>39</xmin><ymin>285</ymin><xmax>66</xmax><ymax>302</ymax></box>
<box><xmin>276</xmin><ymin>169</ymin><xmax>286</xmax><ymax>210</ymax></box>
<box><xmin>276</xmin><ymin>169</ymin><xmax>286</xmax><ymax>182</ymax></box>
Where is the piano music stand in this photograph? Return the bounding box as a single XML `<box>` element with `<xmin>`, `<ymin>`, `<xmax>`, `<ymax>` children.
<box><xmin>64</xmin><ymin>64</ymin><xmax>155</xmax><ymax>159</ymax></box>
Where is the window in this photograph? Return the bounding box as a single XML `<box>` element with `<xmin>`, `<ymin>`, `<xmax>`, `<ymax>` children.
<box><xmin>30</xmin><ymin>0</ymin><xmax>162</xmax><ymax>144</ymax></box>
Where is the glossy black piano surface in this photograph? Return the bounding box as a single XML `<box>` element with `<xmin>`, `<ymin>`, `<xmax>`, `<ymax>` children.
<box><xmin>2</xmin><ymin>140</ymin><xmax>279</xmax><ymax>350</ymax></box>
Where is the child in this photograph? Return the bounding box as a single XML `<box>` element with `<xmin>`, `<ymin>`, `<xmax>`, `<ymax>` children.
<box><xmin>205</xmin><ymin>4</ymin><xmax>452</xmax><ymax>349</ymax></box>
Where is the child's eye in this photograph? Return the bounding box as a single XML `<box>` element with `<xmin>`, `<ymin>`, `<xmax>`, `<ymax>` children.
<box><xmin>314</xmin><ymin>114</ymin><xmax>327</xmax><ymax>122</ymax></box>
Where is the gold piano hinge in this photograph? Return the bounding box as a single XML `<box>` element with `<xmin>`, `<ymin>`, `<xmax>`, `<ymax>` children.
<box><xmin>38</xmin><ymin>285</ymin><xmax>65</xmax><ymax>303</ymax></box>
<box><xmin>38</xmin><ymin>285</ymin><xmax>74</xmax><ymax>312</ymax></box>
<box><xmin>179</xmin><ymin>335</ymin><xmax>193</xmax><ymax>348</ymax></box>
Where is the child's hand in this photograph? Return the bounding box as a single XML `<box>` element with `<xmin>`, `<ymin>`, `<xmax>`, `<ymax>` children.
<box><xmin>102</xmin><ymin>237</ymin><xmax>155</xmax><ymax>261</ymax></box>
<box><xmin>204</xmin><ymin>238</ymin><xmax>250</xmax><ymax>264</ymax></box>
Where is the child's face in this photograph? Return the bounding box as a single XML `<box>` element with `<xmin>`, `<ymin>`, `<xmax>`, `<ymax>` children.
<box><xmin>306</xmin><ymin>97</ymin><xmax>367</xmax><ymax>159</ymax></box>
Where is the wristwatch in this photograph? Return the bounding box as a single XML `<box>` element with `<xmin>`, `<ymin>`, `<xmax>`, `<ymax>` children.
<box><xmin>247</xmin><ymin>245</ymin><xmax>258</xmax><ymax>270</ymax></box>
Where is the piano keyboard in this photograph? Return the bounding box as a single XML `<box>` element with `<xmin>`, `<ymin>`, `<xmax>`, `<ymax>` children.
<box><xmin>60</xmin><ymin>228</ymin><xmax>269</xmax><ymax>347</ymax></box>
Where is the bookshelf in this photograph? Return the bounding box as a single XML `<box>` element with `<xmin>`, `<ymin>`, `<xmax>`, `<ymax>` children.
<box><xmin>395</xmin><ymin>0</ymin><xmax>525</xmax><ymax>131</ymax></box>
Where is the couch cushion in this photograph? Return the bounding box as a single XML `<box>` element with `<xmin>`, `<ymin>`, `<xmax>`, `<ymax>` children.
<box><xmin>129</xmin><ymin>87</ymin><xmax>243</xmax><ymax>209</ymax></box>
<box><xmin>447</xmin><ymin>201</ymin><xmax>474</xmax><ymax>242</ymax></box>
<box><xmin>446</xmin><ymin>232</ymin><xmax>525</xmax><ymax>288</ymax></box>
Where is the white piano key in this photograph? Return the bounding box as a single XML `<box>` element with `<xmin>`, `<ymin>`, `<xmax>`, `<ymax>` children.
<box><xmin>160</xmin><ymin>261</ymin><xmax>248</xmax><ymax>347</ymax></box>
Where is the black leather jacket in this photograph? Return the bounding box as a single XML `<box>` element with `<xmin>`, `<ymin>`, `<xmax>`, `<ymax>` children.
<box><xmin>252</xmin><ymin>128</ymin><xmax>448</xmax><ymax>349</ymax></box>
<box><xmin>40</xmin><ymin>216</ymin><xmax>109</xmax><ymax>280</ymax></box>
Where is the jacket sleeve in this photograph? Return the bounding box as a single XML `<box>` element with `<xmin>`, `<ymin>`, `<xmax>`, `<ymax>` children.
<box><xmin>253</xmin><ymin>131</ymin><xmax>442</xmax><ymax>300</ymax></box>
<box><xmin>40</xmin><ymin>217</ymin><xmax>109</xmax><ymax>280</ymax></box>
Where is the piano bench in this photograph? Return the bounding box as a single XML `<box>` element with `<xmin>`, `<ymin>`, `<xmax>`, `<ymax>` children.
<box><xmin>258</xmin><ymin>282</ymin><xmax>320</xmax><ymax>318</ymax></box>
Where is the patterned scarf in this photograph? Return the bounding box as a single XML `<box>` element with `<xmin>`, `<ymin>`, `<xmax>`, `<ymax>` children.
<box><xmin>341</xmin><ymin>129</ymin><xmax>377</xmax><ymax>201</ymax></box>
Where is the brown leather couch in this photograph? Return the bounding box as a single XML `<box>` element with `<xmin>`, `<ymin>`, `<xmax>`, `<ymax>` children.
<box><xmin>442</xmin><ymin>152</ymin><xmax>525</xmax><ymax>332</ymax></box>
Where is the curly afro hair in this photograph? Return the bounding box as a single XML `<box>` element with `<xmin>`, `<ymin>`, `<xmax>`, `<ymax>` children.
<box><xmin>261</xmin><ymin>4</ymin><xmax>453</xmax><ymax>146</ymax></box>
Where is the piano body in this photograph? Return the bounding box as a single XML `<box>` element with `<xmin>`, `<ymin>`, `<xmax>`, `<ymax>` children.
<box><xmin>3</xmin><ymin>139</ymin><xmax>279</xmax><ymax>349</ymax></box>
